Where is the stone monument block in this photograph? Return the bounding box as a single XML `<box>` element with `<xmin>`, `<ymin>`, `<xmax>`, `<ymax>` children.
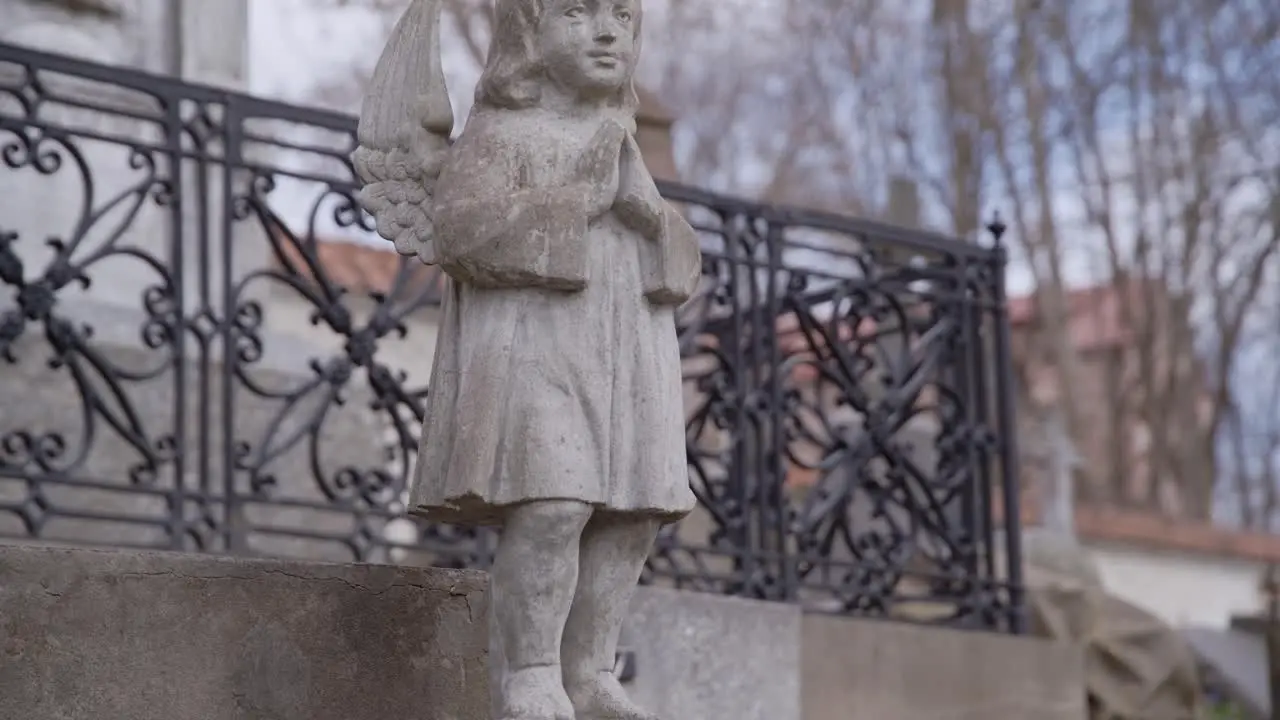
<box><xmin>0</xmin><ymin>545</ymin><xmax>489</xmax><ymax>720</ymax></box>
<box><xmin>801</xmin><ymin>613</ymin><xmax>1086</xmax><ymax>720</ymax></box>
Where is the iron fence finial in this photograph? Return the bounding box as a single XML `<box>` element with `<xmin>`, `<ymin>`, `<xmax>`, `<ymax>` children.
<box><xmin>986</xmin><ymin>212</ymin><xmax>1007</xmax><ymax>248</ymax></box>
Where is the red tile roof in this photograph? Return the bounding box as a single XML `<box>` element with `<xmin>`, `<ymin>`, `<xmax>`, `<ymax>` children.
<box><xmin>1006</xmin><ymin>278</ymin><xmax>1167</xmax><ymax>352</ymax></box>
<box><xmin>1007</xmin><ymin>499</ymin><xmax>1280</xmax><ymax>565</ymax></box>
<box><xmin>272</xmin><ymin>232</ymin><xmax>445</xmax><ymax>301</ymax></box>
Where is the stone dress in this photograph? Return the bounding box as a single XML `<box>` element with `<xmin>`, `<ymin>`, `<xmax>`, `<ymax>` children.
<box><xmin>408</xmin><ymin>107</ymin><xmax>700</xmax><ymax>527</ymax></box>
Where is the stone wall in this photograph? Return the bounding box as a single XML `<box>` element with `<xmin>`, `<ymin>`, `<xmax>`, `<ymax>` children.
<box><xmin>0</xmin><ymin>545</ymin><xmax>1084</xmax><ymax>720</ymax></box>
<box><xmin>626</xmin><ymin>585</ymin><xmax>1086</xmax><ymax>720</ymax></box>
<box><xmin>0</xmin><ymin>545</ymin><xmax>489</xmax><ymax>720</ymax></box>
<box><xmin>800</xmin><ymin>615</ymin><xmax>1084</xmax><ymax>720</ymax></box>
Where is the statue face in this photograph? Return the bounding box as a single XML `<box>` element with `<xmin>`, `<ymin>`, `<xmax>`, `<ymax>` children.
<box><xmin>538</xmin><ymin>0</ymin><xmax>637</xmax><ymax>97</ymax></box>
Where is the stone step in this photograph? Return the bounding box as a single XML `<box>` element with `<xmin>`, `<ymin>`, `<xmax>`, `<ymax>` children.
<box><xmin>0</xmin><ymin>545</ymin><xmax>488</xmax><ymax>720</ymax></box>
<box><xmin>1</xmin><ymin>544</ymin><xmax>1085</xmax><ymax>720</ymax></box>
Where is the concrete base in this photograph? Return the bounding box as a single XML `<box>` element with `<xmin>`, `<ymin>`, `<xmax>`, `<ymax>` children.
<box><xmin>802</xmin><ymin>615</ymin><xmax>1085</xmax><ymax>720</ymax></box>
<box><xmin>626</xmin><ymin>586</ymin><xmax>802</xmax><ymax>719</ymax></box>
<box><xmin>625</xmin><ymin>586</ymin><xmax>1085</xmax><ymax>720</ymax></box>
<box><xmin>0</xmin><ymin>546</ymin><xmax>488</xmax><ymax>720</ymax></box>
<box><xmin>1</xmin><ymin>546</ymin><xmax>1085</xmax><ymax>720</ymax></box>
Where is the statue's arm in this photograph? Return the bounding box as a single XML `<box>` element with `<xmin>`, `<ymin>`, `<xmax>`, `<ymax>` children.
<box><xmin>432</xmin><ymin>123</ymin><xmax>593</xmax><ymax>292</ymax></box>
<box><xmin>615</xmin><ymin>136</ymin><xmax>701</xmax><ymax>306</ymax></box>
<box><xmin>648</xmin><ymin>205</ymin><xmax>702</xmax><ymax>306</ymax></box>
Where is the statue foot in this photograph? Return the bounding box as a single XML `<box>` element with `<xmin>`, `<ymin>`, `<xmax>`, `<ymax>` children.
<box><xmin>499</xmin><ymin>666</ymin><xmax>576</xmax><ymax>720</ymax></box>
<box><xmin>565</xmin><ymin>671</ymin><xmax>658</xmax><ymax>720</ymax></box>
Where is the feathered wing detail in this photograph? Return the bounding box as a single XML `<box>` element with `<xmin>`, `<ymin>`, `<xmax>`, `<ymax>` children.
<box><xmin>351</xmin><ymin>0</ymin><xmax>454</xmax><ymax>264</ymax></box>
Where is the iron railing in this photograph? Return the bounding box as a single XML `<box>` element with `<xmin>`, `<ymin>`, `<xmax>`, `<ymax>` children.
<box><xmin>0</xmin><ymin>42</ymin><xmax>1024</xmax><ymax>632</ymax></box>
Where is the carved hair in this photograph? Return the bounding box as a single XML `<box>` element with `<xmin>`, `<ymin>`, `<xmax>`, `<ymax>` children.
<box><xmin>474</xmin><ymin>0</ymin><xmax>642</xmax><ymax>114</ymax></box>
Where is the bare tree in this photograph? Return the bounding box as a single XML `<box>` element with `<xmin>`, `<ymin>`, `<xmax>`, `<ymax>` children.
<box><xmin>907</xmin><ymin>0</ymin><xmax>1280</xmax><ymax>522</ymax></box>
<box><xmin>801</xmin><ymin>0</ymin><xmax>1280</xmax><ymax>522</ymax></box>
<box><xmin>298</xmin><ymin>0</ymin><xmax>1280</xmax><ymax>524</ymax></box>
<box><xmin>1049</xmin><ymin>0</ymin><xmax>1278</xmax><ymax>522</ymax></box>
<box><xmin>309</xmin><ymin>0</ymin><xmax>886</xmax><ymax>210</ymax></box>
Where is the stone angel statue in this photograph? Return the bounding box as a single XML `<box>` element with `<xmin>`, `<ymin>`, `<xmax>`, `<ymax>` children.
<box><xmin>353</xmin><ymin>1</ymin><xmax>701</xmax><ymax>719</ymax></box>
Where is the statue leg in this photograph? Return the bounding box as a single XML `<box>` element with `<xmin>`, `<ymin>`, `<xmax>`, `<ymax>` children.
<box><xmin>562</xmin><ymin>512</ymin><xmax>661</xmax><ymax>720</ymax></box>
<box><xmin>491</xmin><ymin>499</ymin><xmax>592</xmax><ymax>720</ymax></box>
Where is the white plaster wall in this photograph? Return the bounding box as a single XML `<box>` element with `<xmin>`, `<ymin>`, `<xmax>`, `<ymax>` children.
<box><xmin>1086</xmin><ymin>542</ymin><xmax>1264</xmax><ymax>629</ymax></box>
<box><xmin>1</xmin><ymin>2</ymin><xmax>168</xmax><ymax>316</ymax></box>
<box><xmin>0</xmin><ymin>0</ymin><xmax>173</xmax><ymax>72</ymax></box>
<box><xmin>1</xmin><ymin>0</ymin><xmax>251</xmax><ymax>318</ymax></box>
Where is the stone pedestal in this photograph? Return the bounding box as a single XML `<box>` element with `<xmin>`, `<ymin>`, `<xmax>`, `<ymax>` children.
<box><xmin>0</xmin><ymin>545</ymin><xmax>489</xmax><ymax>720</ymax></box>
<box><xmin>625</xmin><ymin>587</ymin><xmax>802</xmax><ymax>719</ymax></box>
<box><xmin>2</xmin><ymin>0</ymin><xmax>248</xmax><ymax>84</ymax></box>
<box><xmin>0</xmin><ymin>545</ymin><xmax>1086</xmax><ymax>720</ymax></box>
<box><xmin>800</xmin><ymin>614</ymin><xmax>1086</xmax><ymax>720</ymax></box>
<box><xmin>634</xmin><ymin>86</ymin><xmax>680</xmax><ymax>183</ymax></box>
<box><xmin>624</xmin><ymin>586</ymin><xmax>1086</xmax><ymax>720</ymax></box>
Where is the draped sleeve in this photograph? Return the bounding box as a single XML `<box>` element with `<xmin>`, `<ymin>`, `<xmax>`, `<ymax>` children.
<box><xmin>614</xmin><ymin>135</ymin><xmax>701</xmax><ymax>306</ymax></box>
<box><xmin>640</xmin><ymin>204</ymin><xmax>702</xmax><ymax>306</ymax></box>
<box><xmin>431</xmin><ymin>113</ymin><xmax>593</xmax><ymax>292</ymax></box>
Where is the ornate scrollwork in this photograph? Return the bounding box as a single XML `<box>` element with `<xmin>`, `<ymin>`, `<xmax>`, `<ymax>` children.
<box><xmin>0</xmin><ymin>107</ymin><xmax>178</xmax><ymax>497</ymax></box>
<box><xmin>779</xmin><ymin>275</ymin><xmax>972</xmax><ymax>613</ymax></box>
<box><xmin>0</xmin><ymin>42</ymin><xmax>1021</xmax><ymax>630</ymax></box>
<box><xmin>643</xmin><ymin>186</ymin><xmax>1020</xmax><ymax>627</ymax></box>
<box><xmin>228</xmin><ymin>170</ymin><xmax>437</xmax><ymax>508</ymax></box>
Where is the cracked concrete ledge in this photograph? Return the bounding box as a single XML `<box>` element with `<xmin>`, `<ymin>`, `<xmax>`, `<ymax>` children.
<box><xmin>0</xmin><ymin>544</ymin><xmax>490</xmax><ymax>720</ymax></box>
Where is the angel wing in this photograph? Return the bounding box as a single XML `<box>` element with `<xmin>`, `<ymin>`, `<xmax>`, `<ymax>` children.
<box><xmin>351</xmin><ymin>0</ymin><xmax>455</xmax><ymax>264</ymax></box>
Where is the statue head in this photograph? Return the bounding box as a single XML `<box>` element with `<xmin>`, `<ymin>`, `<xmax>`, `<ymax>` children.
<box><xmin>475</xmin><ymin>0</ymin><xmax>642</xmax><ymax>114</ymax></box>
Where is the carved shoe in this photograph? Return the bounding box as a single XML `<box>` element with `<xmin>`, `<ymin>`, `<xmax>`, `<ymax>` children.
<box><xmin>499</xmin><ymin>666</ymin><xmax>576</xmax><ymax>720</ymax></box>
<box><xmin>565</xmin><ymin>671</ymin><xmax>660</xmax><ymax>720</ymax></box>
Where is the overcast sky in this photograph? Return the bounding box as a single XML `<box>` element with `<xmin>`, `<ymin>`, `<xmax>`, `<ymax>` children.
<box><xmin>248</xmin><ymin>0</ymin><xmax>394</xmax><ymax>103</ymax></box>
<box><xmin>241</xmin><ymin>0</ymin><xmax>1106</xmax><ymax>297</ymax></box>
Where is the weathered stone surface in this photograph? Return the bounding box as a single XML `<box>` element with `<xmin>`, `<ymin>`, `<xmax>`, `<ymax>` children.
<box><xmin>0</xmin><ymin>546</ymin><xmax>489</xmax><ymax>720</ymax></box>
<box><xmin>0</xmin><ymin>545</ymin><xmax>1089</xmax><ymax>720</ymax></box>
<box><xmin>624</xmin><ymin>586</ymin><xmax>1085</xmax><ymax>720</ymax></box>
<box><xmin>1024</xmin><ymin>530</ymin><xmax>1204</xmax><ymax>719</ymax></box>
<box><xmin>625</xmin><ymin>587</ymin><xmax>803</xmax><ymax>720</ymax></box>
<box><xmin>353</xmin><ymin>1</ymin><xmax>698</xmax><ymax>717</ymax></box>
<box><xmin>802</xmin><ymin>613</ymin><xmax>1086</xmax><ymax>720</ymax></box>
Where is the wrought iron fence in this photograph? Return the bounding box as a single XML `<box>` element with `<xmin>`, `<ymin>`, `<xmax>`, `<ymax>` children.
<box><xmin>0</xmin><ymin>42</ymin><xmax>1024</xmax><ymax>632</ymax></box>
